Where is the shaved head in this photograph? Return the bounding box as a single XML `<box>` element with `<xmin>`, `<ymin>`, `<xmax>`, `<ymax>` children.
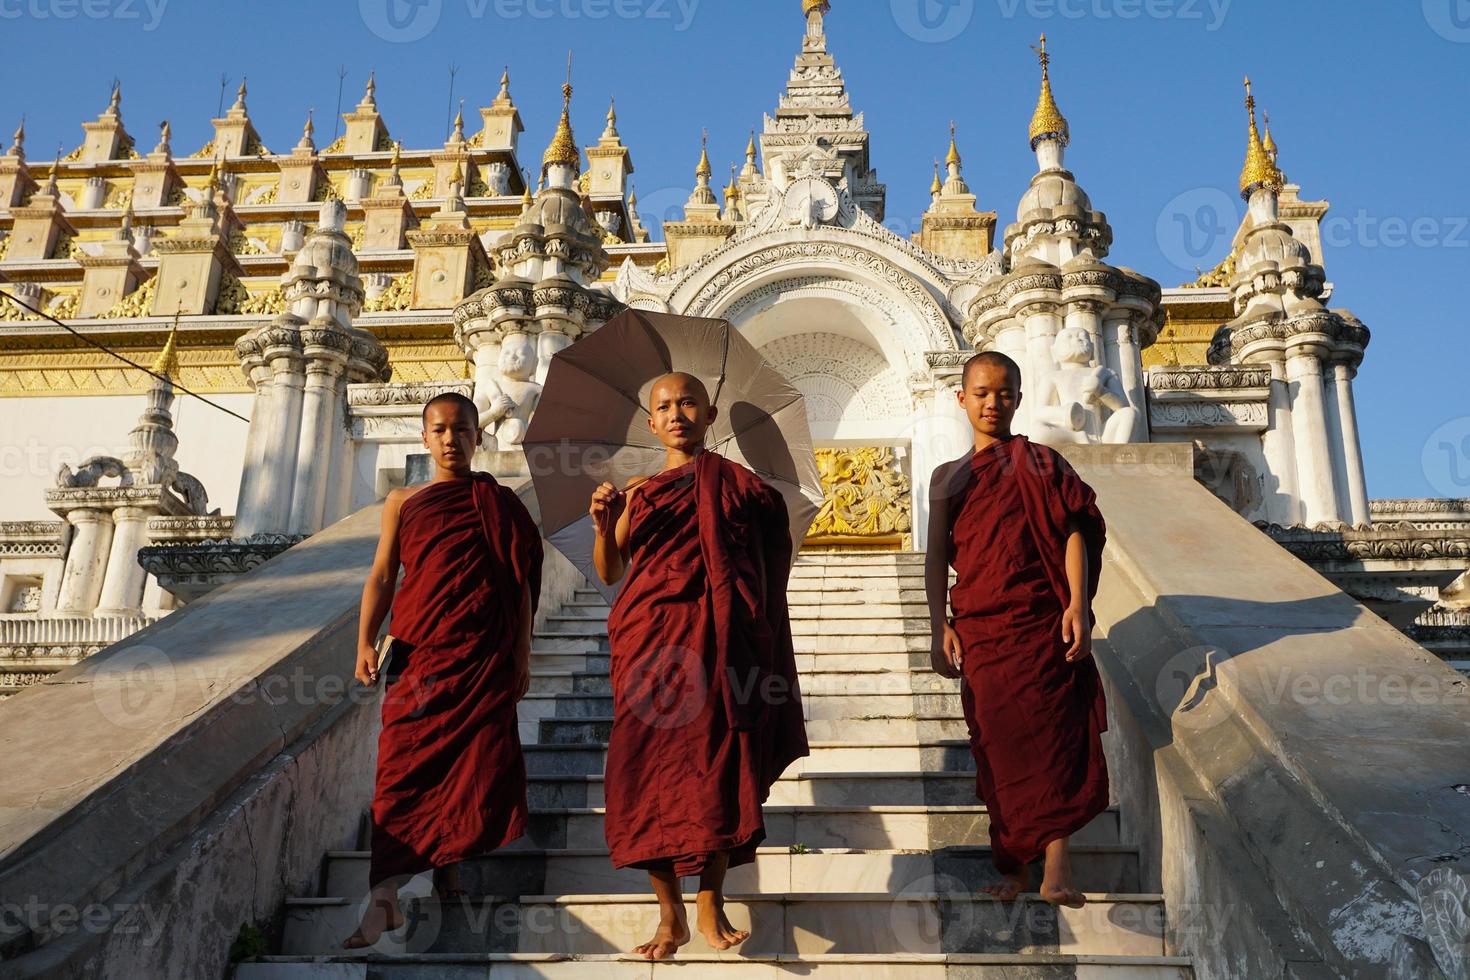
<box><xmin>962</xmin><ymin>351</ymin><xmax>1022</xmax><ymax>390</ymax></box>
<box><xmin>648</xmin><ymin>372</ymin><xmax>711</xmax><ymax>411</ymax></box>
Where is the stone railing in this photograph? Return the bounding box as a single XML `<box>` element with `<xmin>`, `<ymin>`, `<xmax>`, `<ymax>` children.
<box><xmin>0</xmin><ymin>480</ymin><xmax>585</xmax><ymax>977</ymax></box>
<box><xmin>0</xmin><ymin>615</ymin><xmax>155</xmax><ymax>647</ymax></box>
<box><xmin>1067</xmin><ymin>444</ymin><xmax>1470</xmax><ymax>979</ymax></box>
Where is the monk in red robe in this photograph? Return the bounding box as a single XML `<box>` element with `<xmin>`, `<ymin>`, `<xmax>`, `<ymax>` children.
<box><xmin>588</xmin><ymin>372</ymin><xmax>808</xmax><ymax>960</ymax></box>
<box><xmin>345</xmin><ymin>391</ymin><xmax>542</xmax><ymax>948</ymax></box>
<box><xmin>925</xmin><ymin>351</ymin><xmax>1108</xmax><ymax>908</ymax></box>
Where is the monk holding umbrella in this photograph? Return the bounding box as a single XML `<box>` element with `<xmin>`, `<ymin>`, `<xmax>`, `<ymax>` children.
<box><xmin>525</xmin><ymin>309</ymin><xmax>819</xmax><ymax>960</ymax></box>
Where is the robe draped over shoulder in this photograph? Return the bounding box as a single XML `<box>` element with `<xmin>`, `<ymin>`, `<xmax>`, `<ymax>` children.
<box><xmin>370</xmin><ymin>473</ymin><xmax>542</xmax><ymax>886</ymax></box>
<box><xmin>603</xmin><ymin>451</ymin><xmax>808</xmax><ymax>876</ymax></box>
<box><xmin>942</xmin><ymin>436</ymin><xmax>1108</xmax><ymax>873</ymax></box>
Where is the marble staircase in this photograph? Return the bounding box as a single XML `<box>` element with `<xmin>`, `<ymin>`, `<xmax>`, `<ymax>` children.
<box><xmin>237</xmin><ymin>552</ymin><xmax>1192</xmax><ymax>978</ymax></box>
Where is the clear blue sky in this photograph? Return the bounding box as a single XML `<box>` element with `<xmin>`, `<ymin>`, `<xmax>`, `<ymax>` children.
<box><xmin>4</xmin><ymin>0</ymin><xmax>1466</xmax><ymax>500</ymax></box>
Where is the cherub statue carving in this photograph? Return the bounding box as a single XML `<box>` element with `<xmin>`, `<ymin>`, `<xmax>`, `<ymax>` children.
<box><xmin>477</xmin><ymin>333</ymin><xmax>542</xmax><ymax>450</ymax></box>
<box><xmin>1033</xmin><ymin>326</ymin><xmax>1140</xmax><ymax>446</ymax></box>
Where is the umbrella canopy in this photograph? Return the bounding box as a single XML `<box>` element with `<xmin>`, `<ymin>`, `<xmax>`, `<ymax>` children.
<box><xmin>524</xmin><ymin>308</ymin><xmax>822</xmax><ymax>602</ymax></box>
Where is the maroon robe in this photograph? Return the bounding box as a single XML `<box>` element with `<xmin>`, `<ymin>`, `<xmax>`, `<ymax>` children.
<box><xmin>943</xmin><ymin>435</ymin><xmax>1108</xmax><ymax>873</ymax></box>
<box><xmin>370</xmin><ymin>473</ymin><xmax>542</xmax><ymax>885</ymax></box>
<box><xmin>603</xmin><ymin>451</ymin><xmax>809</xmax><ymax>875</ymax></box>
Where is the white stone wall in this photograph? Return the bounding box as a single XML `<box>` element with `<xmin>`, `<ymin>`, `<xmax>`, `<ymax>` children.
<box><xmin>0</xmin><ymin>393</ymin><xmax>253</xmax><ymax>522</ymax></box>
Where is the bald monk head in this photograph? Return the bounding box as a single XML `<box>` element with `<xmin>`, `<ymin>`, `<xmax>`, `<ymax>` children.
<box><xmin>647</xmin><ymin>372</ymin><xmax>719</xmax><ymax>453</ymax></box>
<box><xmin>958</xmin><ymin>351</ymin><xmax>1022</xmax><ymax>441</ymax></box>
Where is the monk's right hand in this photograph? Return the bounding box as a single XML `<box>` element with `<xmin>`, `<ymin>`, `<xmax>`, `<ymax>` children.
<box><xmin>355</xmin><ymin>640</ymin><xmax>381</xmax><ymax>687</ymax></box>
<box><xmin>930</xmin><ymin>623</ymin><xmax>963</xmax><ymax>679</ymax></box>
<box><xmin>589</xmin><ymin>481</ymin><xmax>625</xmax><ymax>537</ymax></box>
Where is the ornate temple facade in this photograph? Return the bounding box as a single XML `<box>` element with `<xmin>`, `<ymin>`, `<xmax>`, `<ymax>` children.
<box><xmin>0</xmin><ymin>1</ymin><xmax>1465</xmax><ymax>694</ymax></box>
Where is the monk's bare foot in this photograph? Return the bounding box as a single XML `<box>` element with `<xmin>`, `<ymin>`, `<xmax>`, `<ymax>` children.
<box><xmin>341</xmin><ymin>894</ymin><xmax>405</xmax><ymax>949</ymax></box>
<box><xmin>633</xmin><ymin>909</ymin><xmax>689</xmax><ymax>960</ymax></box>
<box><xmin>1039</xmin><ymin>838</ymin><xmax>1087</xmax><ymax>908</ymax></box>
<box><xmin>432</xmin><ymin>864</ymin><xmax>466</xmax><ymax>900</ymax></box>
<box><xmin>980</xmin><ymin>868</ymin><xmax>1030</xmax><ymax>901</ymax></box>
<box><xmin>695</xmin><ymin>892</ymin><xmax>749</xmax><ymax>950</ymax></box>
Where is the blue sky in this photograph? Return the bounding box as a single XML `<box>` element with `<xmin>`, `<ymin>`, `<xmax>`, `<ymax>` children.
<box><xmin>3</xmin><ymin>0</ymin><xmax>1466</xmax><ymax>499</ymax></box>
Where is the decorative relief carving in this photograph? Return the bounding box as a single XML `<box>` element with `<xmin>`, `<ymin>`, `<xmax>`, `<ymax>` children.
<box><xmin>1148</xmin><ymin>400</ymin><xmax>1268</xmax><ymax>429</ymax></box>
<box><xmin>806</xmin><ymin>447</ymin><xmax>912</xmax><ymax>544</ymax></box>
<box><xmin>1148</xmin><ymin>365</ymin><xmax>1272</xmax><ymax>391</ymax></box>
<box><xmin>757</xmin><ymin>332</ymin><xmax>909</xmax><ymax>424</ymax></box>
<box><xmin>348</xmin><ymin>379</ymin><xmax>473</xmax><ymax>408</ymax></box>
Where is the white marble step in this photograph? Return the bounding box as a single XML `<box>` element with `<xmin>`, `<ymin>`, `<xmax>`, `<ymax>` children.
<box><xmin>547</xmin><ymin>602</ymin><xmax>930</xmax><ymax>623</ymax></box>
<box><xmin>525</xmin><ymin>715</ymin><xmax>968</xmax><ymax>747</ymax></box>
<box><xmin>280</xmin><ymin>890</ymin><xmax>1167</xmax><ymax>958</ymax></box>
<box><xmin>520</xmin><ymin>770</ymin><xmax>980</xmax><ymax>809</ymax></box>
<box><xmin>510</xmin><ymin>805</ymin><xmax>1120</xmax><ymax>853</ymax></box>
<box><xmin>523</xmin><ymin>739</ymin><xmax>973</xmax><ymax>775</ymax></box>
<box><xmin>515</xmin><ymin>690</ymin><xmax>962</xmax><ymax>725</ymax></box>
<box><xmin>527</xmin><ymin>668</ymin><xmax>958</xmax><ymax>699</ymax></box>
<box><xmin>315</xmin><ymin>844</ymin><xmax>1140</xmax><ymax>904</ymax></box>
<box><xmin>240</xmin><ymin>951</ymin><xmax>1194</xmax><ymax>978</ymax></box>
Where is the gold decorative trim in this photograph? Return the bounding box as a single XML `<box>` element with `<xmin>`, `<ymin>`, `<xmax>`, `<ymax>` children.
<box><xmin>805</xmin><ymin>447</ymin><xmax>912</xmax><ymax>548</ymax></box>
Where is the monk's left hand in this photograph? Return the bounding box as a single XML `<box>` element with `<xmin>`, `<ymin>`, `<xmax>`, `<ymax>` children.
<box><xmin>1061</xmin><ymin>604</ymin><xmax>1092</xmax><ymax>662</ymax></box>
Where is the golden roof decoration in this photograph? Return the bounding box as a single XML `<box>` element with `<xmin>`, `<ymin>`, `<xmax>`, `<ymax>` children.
<box><xmin>1238</xmin><ymin>77</ymin><xmax>1284</xmax><ymax>199</ymax></box>
<box><xmin>542</xmin><ymin>55</ymin><xmax>580</xmax><ymax>174</ymax></box>
<box><xmin>695</xmin><ymin>129</ymin><xmax>712</xmax><ymax>180</ymax></box>
<box><xmin>151</xmin><ymin>311</ymin><xmax>181</xmax><ymax>379</ymax></box>
<box><xmin>602</xmin><ymin>97</ymin><xmax>619</xmax><ymax>141</ymax></box>
<box><xmin>1028</xmin><ymin>34</ymin><xmax>1069</xmax><ymax>150</ymax></box>
<box><xmin>931</xmin><ymin>160</ymin><xmax>942</xmax><ymax>195</ymax></box>
<box><xmin>493</xmin><ymin>67</ymin><xmax>514</xmax><ymax>108</ymax></box>
<box><xmin>946</xmin><ymin>121</ymin><xmax>962</xmax><ymax>169</ymax></box>
<box><xmin>803</xmin><ymin>0</ymin><xmax>831</xmax><ymax>16</ymax></box>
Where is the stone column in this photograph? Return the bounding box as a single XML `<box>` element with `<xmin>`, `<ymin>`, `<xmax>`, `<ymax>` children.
<box><xmin>56</xmin><ymin>509</ymin><xmax>114</xmax><ymax>613</ymax></box>
<box><xmin>94</xmin><ymin>505</ymin><xmax>151</xmax><ymax>616</ymax></box>
<box><xmin>233</xmin><ymin>362</ymin><xmax>274</xmax><ymax>527</ymax></box>
<box><xmin>1261</xmin><ymin>356</ymin><xmax>1303</xmax><ymax>526</ymax></box>
<box><xmin>1019</xmin><ymin>302</ymin><xmax>1062</xmax><ymax>440</ymax></box>
<box><xmin>536</xmin><ymin>329</ymin><xmax>573</xmax><ymax>384</ymax></box>
<box><xmin>1286</xmin><ymin>347</ymin><xmax>1341</xmax><ymax>524</ymax></box>
<box><xmin>288</xmin><ymin>341</ymin><xmax>347</xmax><ymax>535</ymax></box>
<box><xmin>1332</xmin><ymin>362</ymin><xmax>1371</xmax><ymax>525</ymax></box>
<box><xmin>908</xmin><ymin>376</ymin><xmax>972</xmax><ymax>552</ymax></box>
<box><xmin>236</xmin><ymin>348</ymin><xmax>306</xmax><ymax>537</ymax></box>
<box><xmin>1108</xmin><ymin>313</ymin><xmax>1149</xmax><ymax>443</ymax></box>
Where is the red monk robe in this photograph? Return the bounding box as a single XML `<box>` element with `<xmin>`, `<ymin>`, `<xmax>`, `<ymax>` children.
<box><xmin>370</xmin><ymin>473</ymin><xmax>543</xmax><ymax>886</ymax></box>
<box><xmin>603</xmin><ymin>451</ymin><xmax>809</xmax><ymax>875</ymax></box>
<box><xmin>943</xmin><ymin>435</ymin><xmax>1108</xmax><ymax>874</ymax></box>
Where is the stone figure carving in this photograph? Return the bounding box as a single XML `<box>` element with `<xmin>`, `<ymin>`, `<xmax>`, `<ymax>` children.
<box><xmin>57</xmin><ymin>455</ymin><xmax>130</xmax><ymax>488</ymax></box>
<box><xmin>477</xmin><ymin>333</ymin><xmax>542</xmax><ymax>449</ymax></box>
<box><xmin>1033</xmin><ymin>326</ymin><xmax>1140</xmax><ymax>446</ymax></box>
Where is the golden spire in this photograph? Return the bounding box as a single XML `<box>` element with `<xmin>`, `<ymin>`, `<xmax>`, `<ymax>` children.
<box><xmin>1238</xmin><ymin>77</ymin><xmax>1283</xmax><ymax>198</ymax></box>
<box><xmin>931</xmin><ymin>160</ymin><xmax>942</xmax><ymax>196</ymax></box>
<box><xmin>745</xmin><ymin>129</ymin><xmax>757</xmax><ymax>161</ymax></box>
<box><xmin>1262</xmin><ymin>109</ymin><xmax>1278</xmax><ymax>162</ymax></box>
<box><xmin>493</xmin><ymin>67</ymin><xmax>513</xmax><ymax>107</ymax></box>
<box><xmin>206</xmin><ymin>157</ymin><xmax>221</xmax><ymax>193</ymax></box>
<box><xmin>1028</xmin><ymin>34</ymin><xmax>1069</xmax><ymax>150</ymax></box>
<box><xmin>521</xmin><ymin>166</ymin><xmax>534</xmax><ymax>209</ymax></box>
<box><xmin>946</xmin><ymin>121</ymin><xmax>962</xmax><ymax>169</ymax></box>
<box><xmin>803</xmin><ymin>0</ymin><xmax>830</xmax><ymax>16</ymax></box>
<box><xmin>602</xmin><ymin>97</ymin><xmax>619</xmax><ymax>140</ymax></box>
<box><xmin>695</xmin><ymin>129</ymin><xmax>712</xmax><ymax>180</ymax></box>
<box><xmin>151</xmin><ymin>310</ymin><xmax>181</xmax><ymax>379</ymax></box>
<box><xmin>156</xmin><ymin>119</ymin><xmax>172</xmax><ymax>154</ymax></box>
<box><xmin>452</xmin><ymin>101</ymin><xmax>465</xmax><ymax>141</ymax></box>
<box><xmin>296</xmin><ymin>110</ymin><xmax>314</xmax><ymax>150</ymax></box>
<box><xmin>232</xmin><ymin>77</ymin><xmax>248</xmax><ymax>111</ymax></box>
<box><xmin>449</xmin><ymin>160</ymin><xmax>464</xmax><ymax>188</ymax></box>
<box><xmin>10</xmin><ymin>116</ymin><xmax>24</xmax><ymax>157</ymax></box>
<box><xmin>542</xmin><ymin>54</ymin><xmax>580</xmax><ymax>174</ymax></box>
<box><xmin>390</xmin><ymin>138</ymin><xmax>401</xmax><ymax>167</ymax></box>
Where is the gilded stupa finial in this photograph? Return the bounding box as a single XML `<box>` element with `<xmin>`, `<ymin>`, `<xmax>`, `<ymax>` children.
<box><xmin>1028</xmin><ymin>34</ymin><xmax>1069</xmax><ymax>150</ymax></box>
<box><xmin>232</xmin><ymin>77</ymin><xmax>248</xmax><ymax>111</ymax></box>
<box><xmin>931</xmin><ymin>160</ymin><xmax>942</xmax><ymax>196</ymax></box>
<box><xmin>9</xmin><ymin>116</ymin><xmax>24</xmax><ymax>158</ymax></box>
<box><xmin>946</xmin><ymin>121</ymin><xmax>962</xmax><ymax>169</ymax></box>
<box><xmin>803</xmin><ymin>0</ymin><xmax>831</xmax><ymax>18</ymax></box>
<box><xmin>602</xmin><ymin>97</ymin><xmax>619</xmax><ymax>140</ymax></box>
<box><xmin>696</xmin><ymin>129</ymin><xmax>712</xmax><ymax>180</ymax></box>
<box><xmin>151</xmin><ymin>310</ymin><xmax>181</xmax><ymax>380</ymax></box>
<box><xmin>1239</xmin><ymin>77</ymin><xmax>1284</xmax><ymax>199</ymax></box>
<box><xmin>494</xmin><ymin>67</ymin><xmax>513</xmax><ymax>107</ymax></box>
<box><xmin>156</xmin><ymin>119</ymin><xmax>172</xmax><ymax>154</ymax></box>
<box><xmin>542</xmin><ymin>53</ymin><xmax>580</xmax><ymax>174</ymax></box>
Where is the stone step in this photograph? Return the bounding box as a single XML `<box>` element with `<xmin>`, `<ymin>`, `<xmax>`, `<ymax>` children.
<box><xmin>529</xmin><ymin>716</ymin><xmax>969</xmax><ymax>746</ymax></box>
<box><xmin>280</xmin><ymin>891</ymin><xmax>1166</xmax><ymax>958</ymax></box>
<box><xmin>546</xmin><ymin>603</ymin><xmax>932</xmax><ymax>623</ymax></box>
<box><xmin>239</xmin><ymin>952</ymin><xmax>1195</xmax><ymax>978</ymax></box>
<box><xmin>516</xmin><ymin>691</ymin><xmax>963</xmax><ymax>724</ymax></box>
<box><xmin>523</xmin><ymin>740</ymin><xmax>977</xmax><ymax>776</ymax></box>
<box><xmin>535</xmin><ymin>670</ymin><xmax>977</xmax><ymax>698</ymax></box>
<box><xmin>521</xmin><ymin>770</ymin><xmax>982</xmax><ymax>809</ymax></box>
<box><xmin>508</xmin><ymin>806</ymin><xmax>1121</xmax><ymax>853</ymax></box>
<box><xmin>315</xmin><ymin>845</ymin><xmax>1141</xmax><ymax>904</ymax></box>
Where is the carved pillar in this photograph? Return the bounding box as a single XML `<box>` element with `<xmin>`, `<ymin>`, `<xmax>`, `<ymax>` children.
<box><xmin>1108</xmin><ymin>313</ymin><xmax>1149</xmax><ymax>442</ymax></box>
<box><xmin>1019</xmin><ymin>301</ymin><xmax>1062</xmax><ymax>438</ymax></box>
<box><xmin>1261</xmin><ymin>355</ymin><xmax>1303</xmax><ymax>526</ymax></box>
<box><xmin>233</xmin><ymin>359</ymin><xmax>274</xmax><ymax>530</ymax></box>
<box><xmin>236</xmin><ymin>344</ymin><xmax>305</xmax><ymax>538</ymax></box>
<box><xmin>288</xmin><ymin>334</ymin><xmax>348</xmax><ymax>534</ymax></box>
<box><xmin>56</xmin><ymin>509</ymin><xmax>114</xmax><ymax>613</ymax></box>
<box><xmin>94</xmin><ymin>505</ymin><xmax>151</xmax><ymax>616</ymax></box>
<box><xmin>1332</xmin><ymin>361</ymin><xmax>1371</xmax><ymax>525</ymax></box>
<box><xmin>1286</xmin><ymin>346</ymin><xmax>1341</xmax><ymax>524</ymax></box>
